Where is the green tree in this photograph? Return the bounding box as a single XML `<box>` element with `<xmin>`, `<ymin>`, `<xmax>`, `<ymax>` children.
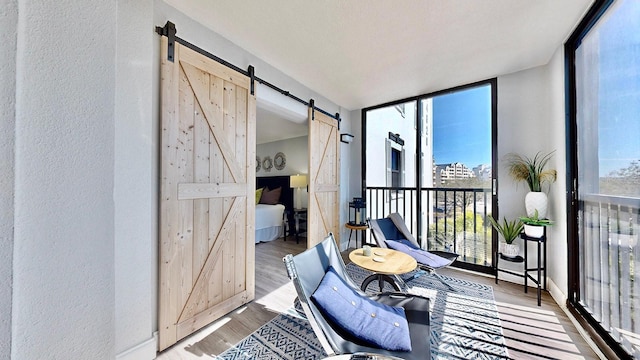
<box><xmin>428</xmin><ymin>211</ymin><xmax>485</xmax><ymax>248</ymax></box>
<box><xmin>439</xmin><ymin>177</ymin><xmax>491</xmax><ymax>217</ymax></box>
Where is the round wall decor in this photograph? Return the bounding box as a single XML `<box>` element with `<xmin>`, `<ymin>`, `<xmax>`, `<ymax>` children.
<box><xmin>256</xmin><ymin>156</ymin><xmax>261</xmax><ymax>172</ymax></box>
<box><xmin>274</xmin><ymin>152</ymin><xmax>286</xmax><ymax>170</ymax></box>
<box><xmin>262</xmin><ymin>156</ymin><xmax>273</xmax><ymax>172</ymax></box>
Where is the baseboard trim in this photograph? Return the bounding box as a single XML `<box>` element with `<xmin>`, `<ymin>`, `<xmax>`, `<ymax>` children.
<box><xmin>546</xmin><ymin>279</ymin><xmax>607</xmax><ymax>360</ymax></box>
<box><xmin>546</xmin><ymin>277</ymin><xmax>566</xmax><ymax>308</ymax></box>
<box><xmin>116</xmin><ymin>332</ymin><xmax>158</xmax><ymax>360</ymax></box>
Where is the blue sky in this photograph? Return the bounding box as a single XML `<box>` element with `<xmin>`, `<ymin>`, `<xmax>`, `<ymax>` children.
<box><xmin>589</xmin><ymin>0</ymin><xmax>640</xmax><ymax>176</ymax></box>
<box><xmin>432</xmin><ymin>85</ymin><xmax>492</xmax><ymax>168</ymax></box>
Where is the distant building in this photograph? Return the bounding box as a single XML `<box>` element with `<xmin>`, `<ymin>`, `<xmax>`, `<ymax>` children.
<box><xmin>435</xmin><ymin>162</ymin><xmax>475</xmax><ymax>184</ymax></box>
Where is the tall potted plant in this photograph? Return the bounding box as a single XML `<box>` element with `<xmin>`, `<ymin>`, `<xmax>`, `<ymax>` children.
<box><xmin>505</xmin><ymin>151</ymin><xmax>557</xmax><ymax>218</ymax></box>
<box><xmin>488</xmin><ymin>216</ymin><xmax>523</xmax><ymax>258</ymax></box>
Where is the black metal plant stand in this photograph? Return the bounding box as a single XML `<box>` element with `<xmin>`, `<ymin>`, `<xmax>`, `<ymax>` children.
<box><xmin>495</xmin><ymin>230</ymin><xmax>547</xmax><ymax>306</ymax></box>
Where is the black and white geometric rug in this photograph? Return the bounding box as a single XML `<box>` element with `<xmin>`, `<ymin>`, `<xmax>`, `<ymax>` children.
<box><xmin>217</xmin><ymin>264</ymin><xmax>509</xmax><ymax>359</ymax></box>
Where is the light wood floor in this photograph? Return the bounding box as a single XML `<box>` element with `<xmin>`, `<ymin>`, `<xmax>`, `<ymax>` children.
<box><xmin>156</xmin><ymin>238</ymin><xmax>601</xmax><ymax>360</ymax></box>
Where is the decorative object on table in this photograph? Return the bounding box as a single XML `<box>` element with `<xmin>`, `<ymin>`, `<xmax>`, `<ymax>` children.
<box><xmin>349</xmin><ymin>246</ymin><xmax>417</xmax><ymax>292</ymax></box>
<box><xmin>274</xmin><ymin>151</ymin><xmax>286</xmax><ymax>170</ymax></box>
<box><xmin>487</xmin><ymin>215</ymin><xmax>523</xmax><ymax>258</ymax></box>
<box><xmin>348</xmin><ymin>197</ymin><xmax>366</xmax><ymax>226</ymax></box>
<box><xmin>520</xmin><ymin>209</ymin><xmax>553</xmax><ymax>238</ymax></box>
<box><xmin>262</xmin><ymin>156</ymin><xmax>273</xmax><ymax>172</ymax></box>
<box><xmin>290</xmin><ymin>174</ymin><xmax>308</xmax><ymax>209</ymax></box>
<box><xmin>362</xmin><ymin>245</ymin><xmax>372</xmax><ymax>257</ymax></box>
<box><xmin>505</xmin><ymin>150</ymin><xmax>557</xmax><ymax>218</ymax></box>
<box><xmin>256</xmin><ymin>156</ymin><xmax>261</xmax><ymax>172</ymax></box>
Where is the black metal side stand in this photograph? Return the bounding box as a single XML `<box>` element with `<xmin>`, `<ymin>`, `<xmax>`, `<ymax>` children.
<box><xmin>495</xmin><ymin>232</ymin><xmax>547</xmax><ymax>306</ymax></box>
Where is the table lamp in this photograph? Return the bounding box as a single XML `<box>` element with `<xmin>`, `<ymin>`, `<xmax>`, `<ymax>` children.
<box><xmin>290</xmin><ymin>174</ymin><xmax>308</xmax><ymax>209</ymax></box>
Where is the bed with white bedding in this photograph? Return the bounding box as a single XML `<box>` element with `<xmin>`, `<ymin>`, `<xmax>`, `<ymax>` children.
<box><xmin>255</xmin><ymin>204</ymin><xmax>285</xmax><ymax>243</ymax></box>
<box><xmin>255</xmin><ymin>176</ymin><xmax>294</xmax><ymax>243</ymax></box>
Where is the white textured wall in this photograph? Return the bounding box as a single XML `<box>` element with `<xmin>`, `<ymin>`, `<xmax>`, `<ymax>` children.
<box><xmin>497</xmin><ymin>65</ymin><xmax>556</xmax><ymax>283</ymax></box>
<box><xmin>115</xmin><ymin>1</ymin><xmax>157</xmax><ymax>358</ymax></box>
<box><xmin>546</xmin><ymin>45</ymin><xmax>569</xmax><ymax>300</ymax></box>
<box><xmin>496</xmin><ymin>54</ymin><xmax>570</xmax><ymax>300</ymax></box>
<box><xmin>13</xmin><ymin>1</ymin><xmax>116</xmax><ymax>359</ymax></box>
<box><xmin>341</xmin><ymin>110</ymin><xmax>359</xmax><ymax>244</ymax></box>
<box><xmin>0</xmin><ymin>1</ymin><xmax>17</xmax><ymax>359</ymax></box>
<box><xmin>348</xmin><ymin>109</ymin><xmax>362</xmax><ymax>200</ymax></box>
<box><xmin>257</xmin><ymin>136</ymin><xmax>309</xmax><ymax>177</ymax></box>
<box><xmin>498</xmin><ymin>66</ymin><xmax>553</xmax><ymax>217</ymax></box>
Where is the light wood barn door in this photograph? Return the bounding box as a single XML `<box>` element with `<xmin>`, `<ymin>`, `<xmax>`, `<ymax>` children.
<box><xmin>307</xmin><ymin>109</ymin><xmax>341</xmax><ymax>248</ymax></box>
<box><xmin>158</xmin><ymin>37</ymin><xmax>256</xmax><ymax>351</ymax></box>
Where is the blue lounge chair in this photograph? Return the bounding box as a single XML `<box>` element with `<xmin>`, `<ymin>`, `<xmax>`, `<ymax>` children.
<box><xmin>283</xmin><ymin>233</ymin><xmax>431</xmax><ymax>359</ymax></box>
<box><xmin>368</xmin><ymin>213</ymin><xmax>459</xmax><ymax>291</ymax></box>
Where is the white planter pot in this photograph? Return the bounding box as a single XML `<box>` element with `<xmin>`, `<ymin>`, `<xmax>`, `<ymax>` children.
<box><xmin>525</xmin><ymin>191</ymin><xmax>548</xmax><ymax>218</ymax></box>
<box><xmin>499</xmin><ymin>242</ymin><xmax>520</xmax><ymax>258</ymax></box>
<box><xmin>524</xmin><ymin>224</ymin><xmax>545</xmax><ymax>238</ymax></box>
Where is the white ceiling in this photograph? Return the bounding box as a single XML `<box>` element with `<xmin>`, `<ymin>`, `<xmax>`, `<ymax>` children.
<box><xmin>164</xmin><ymin>0</ymin><xmax>593</xmax><ymax>111</ymax></box>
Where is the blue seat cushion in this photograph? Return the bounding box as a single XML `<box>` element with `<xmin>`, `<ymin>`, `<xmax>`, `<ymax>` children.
<box><xmin>311</xmin><ymin>266</ymin><xmax>412</xmax><ymax>351</ymax></box>
<box><xmin>376</xmin><ymin>218</ymin><xmax>404</xmax><ymax>241</ymax></box>
<box><xmin>385</xmin><ymin>240</ymin><xmax>452</xmax><ymax>268</ymax></box>
<box><xmin>393</xmin><ymin>238</ymin><xmax>420</xmax><ymax>250</ymax></box>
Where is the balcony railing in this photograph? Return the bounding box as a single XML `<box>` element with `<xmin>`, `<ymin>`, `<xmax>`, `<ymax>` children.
<box><xmin>366</xmin><ymin>186</ymin><xmax>493</xmax><ymax>270</ymax></box>
<box><xmin>579</xmin><ymin>193</ymin><xmax>640</xmax><ymax>354</ymax></box>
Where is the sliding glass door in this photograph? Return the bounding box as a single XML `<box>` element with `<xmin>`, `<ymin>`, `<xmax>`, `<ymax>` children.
<box><xmin>364</xmin><ymin>80</ymin><xmax>496</xmax><ymax>272</ymax></box>
<box><xmin>422</xmin><ymin>84</ymin><xmax>495</xmax><ymax>269</ymax></box>
<box><xmin>567</xmin><ymin>0</ymin><xmax>640</xmax><ymax>356</ymax></box>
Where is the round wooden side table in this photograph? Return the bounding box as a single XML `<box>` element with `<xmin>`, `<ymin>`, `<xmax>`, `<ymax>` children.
<box><xmin>349</xmin><ymin>248</ymin><xmax>417</xmax><ymax>292</ymax></box>
<box><xmin>345</xmin><ymin>223</ymin><xmax>368</xmax><ymax>248</ymax></box>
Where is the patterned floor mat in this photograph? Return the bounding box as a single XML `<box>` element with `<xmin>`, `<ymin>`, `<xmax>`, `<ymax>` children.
<box><xmin>217</xmin><ymin>264</ymin><xmax>509</xmax><ymax>359</ymax></box>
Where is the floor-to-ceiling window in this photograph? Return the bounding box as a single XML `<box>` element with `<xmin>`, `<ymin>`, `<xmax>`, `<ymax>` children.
<box><xmin>567</xmin><ymin>0</ymin><xmax>640</xmax><ymax>357</ymax></box>
<box><xmin>363</xmin><ymin>80</ymin><xmax>497</xmax><ymax>272</ymax></box>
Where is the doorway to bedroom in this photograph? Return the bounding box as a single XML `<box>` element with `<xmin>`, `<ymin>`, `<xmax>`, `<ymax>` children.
<box><xmin>255</xmin><ymin>89</ymin><xmax>310</xmax><ymax>248</ymax></box>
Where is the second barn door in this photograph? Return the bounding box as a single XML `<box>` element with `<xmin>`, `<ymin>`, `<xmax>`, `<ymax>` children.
<box><xmin>307</xmin><ymin>108</ymin><xmax>341</xmax><ymax>248</ymax></box>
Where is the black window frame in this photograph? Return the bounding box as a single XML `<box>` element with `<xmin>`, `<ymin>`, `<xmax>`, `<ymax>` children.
<box><xmin>565</xmin><ymin>0</ymin><xmax>635</xmax><ymax>358</ymax></box>
<box><xmin>390</xmin><ymin>147</ymin><xmax>401</xmax><ymax>188</ymax></box>
<box><xmin>362</xmin><ymin>78</ymin><xmax>498</xmax><ymax>274</ymax></box>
